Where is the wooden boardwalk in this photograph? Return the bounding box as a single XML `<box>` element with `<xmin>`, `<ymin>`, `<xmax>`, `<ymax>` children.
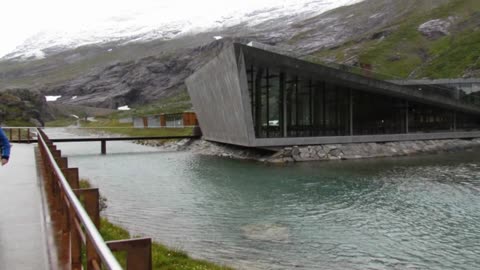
<box><xmin>0</xmin><ymin>144</ymin><xmax>58</xmax><ymax>269</ymax></box>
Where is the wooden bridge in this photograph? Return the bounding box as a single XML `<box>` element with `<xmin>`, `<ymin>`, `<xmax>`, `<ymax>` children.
<box><xmin>4</xmin><ymin>127</ymin><xmax>201</xmax><ymax>154</ymax></box>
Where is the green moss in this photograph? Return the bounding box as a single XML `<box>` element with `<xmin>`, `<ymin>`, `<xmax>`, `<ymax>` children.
<box><xmin>79</xmin><ymin>178</ymin><xmax>92</xmax><ymax>189</ymax></box>
<box><xmin>4</xmin><ymin>119</ymin><xmax>34</xmax><ymax>127</ymax></box>
<box><xmin>133</xmin><ymin>91</ymin><xmax>191</xmax><ymax>117</ymax></box>
<box><xmin>45</xmin><ymin>118</ymin><xmax>78</xmax><ymax>127</ymax></box>
<box><xmin>100</xmin><ymin>218</ymin><xmax>131</xmax><ymax>241</ymax></box>
<box><xmin>418</xmin><ymin>30</ymin><xmax>480</xmax><ymax>77</ymax></box>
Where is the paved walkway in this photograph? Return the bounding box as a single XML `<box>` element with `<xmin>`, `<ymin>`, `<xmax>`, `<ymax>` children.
<box><xmin>0</xmin><ymin>144</ymin><xmax>53</xmax><ymax>269</ymax></box>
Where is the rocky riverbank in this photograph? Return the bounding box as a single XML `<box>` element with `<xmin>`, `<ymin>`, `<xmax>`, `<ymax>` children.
<box><xmin>135</xmin><ymin>138</ymin><xmax>271</xmax><ymax>160</ymax></box>
<box><xmin>135</xmin><ymin>138</ymin><xmax>480</xmax><ymax>163</ymax></box>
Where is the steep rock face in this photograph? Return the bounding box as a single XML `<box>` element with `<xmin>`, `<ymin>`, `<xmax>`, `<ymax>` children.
<box><xmin>0</xmin><ymin>89</ymin><xmax>53</xmax><ymax>125</ymax></box>
<box><xmin>43</xmin><ymin>40</ymin><xmax>232</xmax><ymax>108</ymax></box>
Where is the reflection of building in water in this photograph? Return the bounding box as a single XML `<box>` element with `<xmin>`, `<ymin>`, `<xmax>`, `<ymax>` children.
<box><xmin>186</xmin><ymin>43</ymin><xmax>480</xmax><ymax>148</ymax></box>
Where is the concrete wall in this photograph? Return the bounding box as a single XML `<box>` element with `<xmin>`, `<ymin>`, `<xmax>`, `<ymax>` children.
<box><xmin>185</xmin><ymin>45</ymin><xmax>253</xmax><ymax>146</ymax></box>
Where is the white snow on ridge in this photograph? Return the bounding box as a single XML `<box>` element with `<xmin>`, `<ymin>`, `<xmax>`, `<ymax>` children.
<box><xmin>118</xmin><ymin>105</ymin><xmax>131</xmax><ymax>111</ymax></box>
<box><xmin>45</xmin><ymin>95</ymin><xmax>61</xmax><ymax>101</ymax></box>
<box><xmin>1</xmin><ymin>0</ymin><xmax>365</xmax><ymax>60</ymax></box>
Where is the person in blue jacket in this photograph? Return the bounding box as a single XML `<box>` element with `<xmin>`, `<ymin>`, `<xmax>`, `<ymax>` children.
<box><xmin>0</xmin><ymin>128</ymin><xmax>11</xmax><ymax>166</ymax></box>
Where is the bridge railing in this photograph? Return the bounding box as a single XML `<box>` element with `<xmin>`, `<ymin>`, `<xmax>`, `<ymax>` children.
<box><xmin>2</xmin><ymin>127</ymin><xmax>35</xmax><ymax>143</ymax></box>
<box><xmin>37</xmin><ymin>128</ymin><xmax>152</xmax><ymax>270</ymax></box>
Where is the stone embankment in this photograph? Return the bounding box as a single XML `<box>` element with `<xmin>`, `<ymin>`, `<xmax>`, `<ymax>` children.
<box><xmin>135</xmin><ymin>138</ymin><xmax>268</xmax><ymax>160</ymax></box>
<box><xmin>136</xmin><ymin>138</ymin><xmax>480</xmax><ymax>163</ymax></box>
<box><xmin>267</xmin><ymin>138</ymin><xmax>480</xmax><ymax>163</ymax></box>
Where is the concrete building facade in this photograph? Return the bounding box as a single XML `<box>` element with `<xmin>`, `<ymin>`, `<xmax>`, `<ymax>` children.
<box><xmin>185</xmin><ymin>43</ymin><xmax>480</xmax><ymax>148</ymax></box>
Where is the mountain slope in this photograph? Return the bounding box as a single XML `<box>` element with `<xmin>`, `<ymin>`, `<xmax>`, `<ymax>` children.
<box><xmin>0</xmin><ymin>0</ymin><xmax>479</xmax><ymax>115</ymax></box>
<box><xmin>307</xmin><ymin>0</ymin><xmax>480</xmax><ymax>79</ymax></box>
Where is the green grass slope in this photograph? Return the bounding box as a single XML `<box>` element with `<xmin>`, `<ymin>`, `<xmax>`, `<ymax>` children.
<box><xmin>309</xmin><ymin>0</ymin><xmax>480</xmax><ymax>79</ymax></box>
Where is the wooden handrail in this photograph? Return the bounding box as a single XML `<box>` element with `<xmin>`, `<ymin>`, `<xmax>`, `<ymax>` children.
<box><xmin>37</xmin><ymin>128</ymin><xmax>152</xmax><ymax>270</ymax></box>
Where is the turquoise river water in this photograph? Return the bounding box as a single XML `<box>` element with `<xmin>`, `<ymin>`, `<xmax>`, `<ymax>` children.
<box><xmin>47</xmin><ymin>128</ymin><xmax>480</xmax><ymax>270</ymax></box>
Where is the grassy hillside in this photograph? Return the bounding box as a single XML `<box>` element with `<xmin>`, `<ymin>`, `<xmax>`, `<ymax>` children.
<box><xmin>309</xmin><ymin>0</ymin><xmax>480</xmax><ymax>79</ymax></box>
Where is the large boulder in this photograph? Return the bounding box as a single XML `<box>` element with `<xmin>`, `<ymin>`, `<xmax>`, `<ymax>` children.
<box><xmin>418</xmin><ymin>18</ymin><xmax>452</xmax><ymax>39</ymax></box>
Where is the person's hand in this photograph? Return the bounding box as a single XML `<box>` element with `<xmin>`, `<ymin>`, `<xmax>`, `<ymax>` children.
<box><xmin>1</xmin><ymin>158</ymin><xmax>8</xmax><ymax>166</ymax></box>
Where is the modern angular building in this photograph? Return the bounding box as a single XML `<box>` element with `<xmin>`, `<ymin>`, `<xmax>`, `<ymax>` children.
<box><xmin>185</xmin><ymin>43</ymin><xmax>480</xmax><ymax>148</ymax></box>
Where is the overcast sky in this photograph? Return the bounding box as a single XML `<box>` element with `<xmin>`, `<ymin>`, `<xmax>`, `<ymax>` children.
<box><xmin>0</xmin><ymin>0</ymin><xmax>361</xmax><ymax>58</ymax></box>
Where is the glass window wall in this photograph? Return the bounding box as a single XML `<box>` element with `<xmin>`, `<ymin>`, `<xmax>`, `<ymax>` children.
<box><xmin>246</xmin><ymin>61</ymin><xmax>480</xmax><ymax>138</ymax></box>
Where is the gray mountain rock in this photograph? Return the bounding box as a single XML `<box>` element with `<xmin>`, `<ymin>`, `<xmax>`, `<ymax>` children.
<box><xmin>418</xmin><ymin>18</ymin><xmax>453</xmax><ymax>39</ymax></box>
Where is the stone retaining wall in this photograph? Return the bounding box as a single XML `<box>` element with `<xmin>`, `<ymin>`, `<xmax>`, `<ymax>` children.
<box><xmin>267</xmin><ymin>139</ymin><xmax>480</xmax><ymax>163</ymax></box>
<box><xmin>136</xmin><ymin>138</ymin><xmax>480</xmax><ymax>163</ymax></box>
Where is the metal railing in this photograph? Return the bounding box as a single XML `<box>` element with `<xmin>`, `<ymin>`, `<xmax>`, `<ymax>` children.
<box><xmin>37</xmin><ymin>128</ymin><xmax>152</xmax><ymax>270</ymax></box>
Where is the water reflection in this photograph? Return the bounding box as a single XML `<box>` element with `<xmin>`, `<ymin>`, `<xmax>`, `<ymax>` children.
<box><xmin>46</xmin><ymin>129</ymin><xmax>480</xmax><ymax>270</ymax></box>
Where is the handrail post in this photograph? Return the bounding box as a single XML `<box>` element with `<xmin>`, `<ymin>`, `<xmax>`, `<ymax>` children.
<box><xmin>55</xmin><ymin>157</ymin><xmax>68</xmax><ymax>214</ymax></box>
<box><xmin>9</xmin><ymin>129</ymin><xmax>12</xmax><ymax>141</ymax></box>
<box><xmin>107</xmin><ymin>238</ymin><xmax>152</xmax><ymax>270</ymax></box>
<box><xmin>61</xmin><ymin>168</ymin><xmax>79</xmax><ymax>234</ymax></box>
<box><xmin>63</xmin><ymin>168</ymin><xmax>82</xmax><ymax>270</ymax></box>
<box><xmin>71</xmin><ymin>214</ymin><xmax>82</xmax><ymax>270</ymax></box>
<box><xmin>86</xmin><ymin>237</ymin><xmax>102</xmax><ymax>270</ymax></box>
<box><xmin>63</xmin><ymin>168</ymin><xmax>80</xmax><ymax>189</ymax></box>
<box><xmin>17</xmin><ymin>128</ymin><xmax>21</xmax><ymax>141</ymax></box>
<box><xmin>74</xmin><ymin>188</ymin><xmax>100</xmax><ymax>229</ymax></box>
<box><xmin>75</xmin><ymin>188</ymin><xmax>101</xmax><ymax>269</ymax></box>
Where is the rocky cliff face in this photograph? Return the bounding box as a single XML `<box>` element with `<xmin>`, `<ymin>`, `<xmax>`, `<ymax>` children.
<box><xmin>0</xmin><ymin>89</ymin><xmax>53</xmax><ymax>126</ymax></box>
<box><xmin>0</xmin><ymin>0</ymin><xmax>477</xmax><ymax>111</ymax></box>
<box><xmin>41</xmin><ymin>39</ymin><xmax>235</xmax><ymax>108</ymax></box>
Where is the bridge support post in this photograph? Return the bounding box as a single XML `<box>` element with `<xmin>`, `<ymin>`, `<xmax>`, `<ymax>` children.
<box><xmin>101</xmin><ymin>140</ymin><xmax>106</xmax><ymax>155</ymax></box>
